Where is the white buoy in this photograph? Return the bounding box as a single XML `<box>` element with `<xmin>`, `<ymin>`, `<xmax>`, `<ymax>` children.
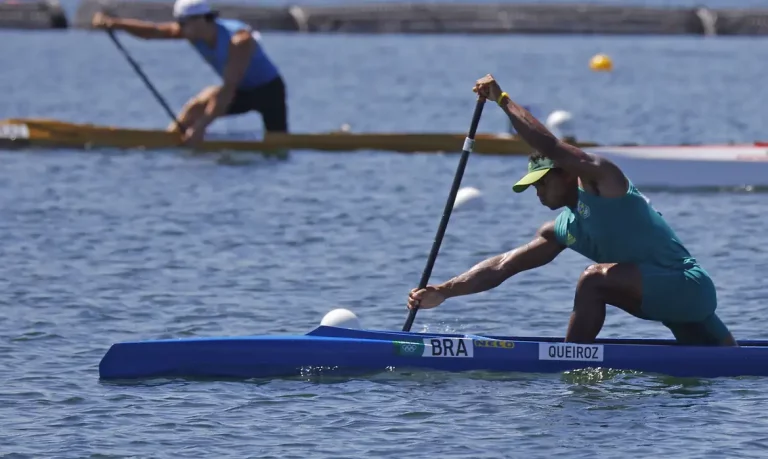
<box><xmin>545</xmin><ymin>110</ymin><xmax>575</xmax><ymax>139</ymax></box>
<box><xmin>453</xmin><ymin>186</ymin><xmax>484</xmax><ymax>211</ymax></box>
<box><xmin>321</xmin><ymin>308</ymin><xmax>362</xmax><ymax>329</ymax></box>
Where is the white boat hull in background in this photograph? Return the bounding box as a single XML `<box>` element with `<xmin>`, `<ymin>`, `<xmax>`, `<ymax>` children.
<box><xmin>586</xmin><ymin>144</ymin><xmax>768</xmax><ymax>188</ymax></box>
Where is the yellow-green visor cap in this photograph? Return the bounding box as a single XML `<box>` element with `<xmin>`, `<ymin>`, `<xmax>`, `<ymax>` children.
<box><xmin>512</xmin><ymin>156</ymin><xmax>555</xmax><ymax>193</ymax></box>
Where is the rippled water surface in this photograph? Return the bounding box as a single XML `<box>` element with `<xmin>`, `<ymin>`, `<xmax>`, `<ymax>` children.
<box><xmin>3</xmin><ymin>6</ymin><xmax>768</xmax><ymax>457</ymax></box>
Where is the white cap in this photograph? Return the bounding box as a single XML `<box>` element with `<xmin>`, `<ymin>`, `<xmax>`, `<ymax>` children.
<box><xmin>173</xmin><ymin>0</ymin><xmax>213</xmax><ymax>19</ymax></box>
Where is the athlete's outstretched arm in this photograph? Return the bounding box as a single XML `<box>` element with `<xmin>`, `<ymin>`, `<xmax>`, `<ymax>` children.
<box><xmin>438</xmin><ymin>221</ymin><xmax>565</xmax><ymax>298</ymax></box>
<box><xmin>92</xmin><ymin>13</ymin><xmax>182</xmax><ymax>39</ymax></box>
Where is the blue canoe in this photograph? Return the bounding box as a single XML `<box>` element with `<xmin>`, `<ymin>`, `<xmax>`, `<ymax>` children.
<box><xmin>98</xmin><ymin>325</ymin><xmax>768</xmax><ymax>380</ymax></box>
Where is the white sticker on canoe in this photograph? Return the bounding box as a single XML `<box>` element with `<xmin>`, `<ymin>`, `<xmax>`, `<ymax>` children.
<box><xmin>0</xmin><ymin>124</ymin><xmax>29</xmax><ymax>140</ymax></box>
<box><xmin>425</xmin><ymin>338</ymin><xmax>473</xmax><ymax>357</ymax></box>
<box><xmin>538</xmin><ymin>343</ymin><xmax>603</xmax><ymax>362</ymax></box>
<box><xmin>394</xmin><ymin>338</ymin><xmax>474</xmax><ymax>358</ymax></box>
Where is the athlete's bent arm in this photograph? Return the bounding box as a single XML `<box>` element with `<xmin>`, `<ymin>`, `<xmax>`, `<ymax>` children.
<box><xmin>497</xmin><ymin>94</ymin><xmax>627</xmax><ymax>195</ymax></box>
<box><xmin>473</xmin><ymin>75</ymin><xmax>626</xmax><ymax>196</ymax></box>
<box><xmin>194</xmin><ymin>29</ymin><xmax>255</xmax><ymax>129</ymax></box>
<box><xmin>437</xmin><ymin>221</ymin><xmax>565</xmax><ymax>298</ymax></box>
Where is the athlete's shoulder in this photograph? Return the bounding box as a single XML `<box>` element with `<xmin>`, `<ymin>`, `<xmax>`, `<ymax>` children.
<box><xmin>583</xmin><ymin>153</ymin><xmax>629</xmax><ymax>198</ymax></box>
<box><xmin>536</xmin><ymin>219</ymin><xmax>556</xmax><ymax>239</ymax></box>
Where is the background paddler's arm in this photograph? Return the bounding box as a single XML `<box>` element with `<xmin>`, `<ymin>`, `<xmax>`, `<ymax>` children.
<box><xmin>105</xmin><ymin>17</ymin><xmax>182</xmax><ymax>39</ymax></box>
<box><xmin>437</xmin><ymin>221</ymin><xmax>564</xmax><ymax>298</ymax></box>
<box><xmin>195</xmin><ymin>29</ymin><xmax>255</xmax><ymax>129</ymax></box>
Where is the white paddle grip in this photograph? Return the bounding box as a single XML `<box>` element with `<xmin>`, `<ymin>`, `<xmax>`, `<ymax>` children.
<box><xmin>462</xmin><ymin>138</ymin><xmax>475</xmax><ymax>152</ymax></box>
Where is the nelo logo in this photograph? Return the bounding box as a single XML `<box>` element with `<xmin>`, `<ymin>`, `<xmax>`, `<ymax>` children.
<box><xmin>473</xmin><ymin>339</ymin><xmax>515</xmax><ymax>349</ymax></box>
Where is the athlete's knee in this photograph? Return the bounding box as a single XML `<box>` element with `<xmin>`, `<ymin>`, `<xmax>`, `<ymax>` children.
<box><xmin>175</xmin><ymin>86</ymin><xmax>221</xmax><ymax>129</ymax></box>
<box><xmin>189</xmin><ymin>85</ymin><xmax>220</xmax><ymax>107</ymax></box>
<box><xmin>576</xmin><ymin>264</ymin><xmax>608</xmax><ymax>292</ymax></box>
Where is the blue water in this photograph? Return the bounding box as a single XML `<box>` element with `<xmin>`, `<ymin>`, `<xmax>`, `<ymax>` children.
<box><xmin>3</xmin><ymin>6</ymin><xmax>768</xmax><ymax>458</ymax></box>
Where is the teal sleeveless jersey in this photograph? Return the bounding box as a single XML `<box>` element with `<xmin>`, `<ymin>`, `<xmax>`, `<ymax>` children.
<box><xmin>554</xmin><ymin>182</ymin><xmax>695</xmax><ymax>269</ymax></box>
<box><xmin>190</xmin><ymin>18</ymin><xmax>280</xmax><ymax>89</ymax></box>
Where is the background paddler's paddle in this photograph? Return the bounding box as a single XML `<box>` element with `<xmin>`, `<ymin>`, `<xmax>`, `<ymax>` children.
<box><xmin>105</xmin><ymin>28</ymin><xmax>186</xmax><ymax>133</ymax></box>
<box><xmin>402</xmin><ymin>97</ymin><xmax>486</xmax><ymax>332</ymax></box>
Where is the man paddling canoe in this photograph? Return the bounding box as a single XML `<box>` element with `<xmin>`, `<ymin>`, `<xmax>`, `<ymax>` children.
<box><xmin>92</xmin><ymin>0</ymin><xmax>287</xmax><ymax>145</ymax></box>
<box><xmin>407</xmin><ymin>74</ymin><xmax>737</xmax><ymax>346</ymax></box>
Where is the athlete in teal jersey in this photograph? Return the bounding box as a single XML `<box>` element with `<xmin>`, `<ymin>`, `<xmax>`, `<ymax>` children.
<box><xmin>92</xmin><ymin>0</ymin><xmax>287</xmax><ymax>146</ymax></box>
<box><xmin>407</xmin><ymin>74</ymin><xmax>736</xmax><ymax>346</ymax></box>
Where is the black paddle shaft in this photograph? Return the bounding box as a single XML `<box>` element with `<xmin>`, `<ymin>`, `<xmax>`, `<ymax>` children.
<box><xmin>106</xmin><ymin>29</ymin><xmax>186</xmax><ymax>132</ymax></box>
<box><xmin>402</xmin><ymin>97</ymin><xmax>486</xmax><ymax>332</ymax></box>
